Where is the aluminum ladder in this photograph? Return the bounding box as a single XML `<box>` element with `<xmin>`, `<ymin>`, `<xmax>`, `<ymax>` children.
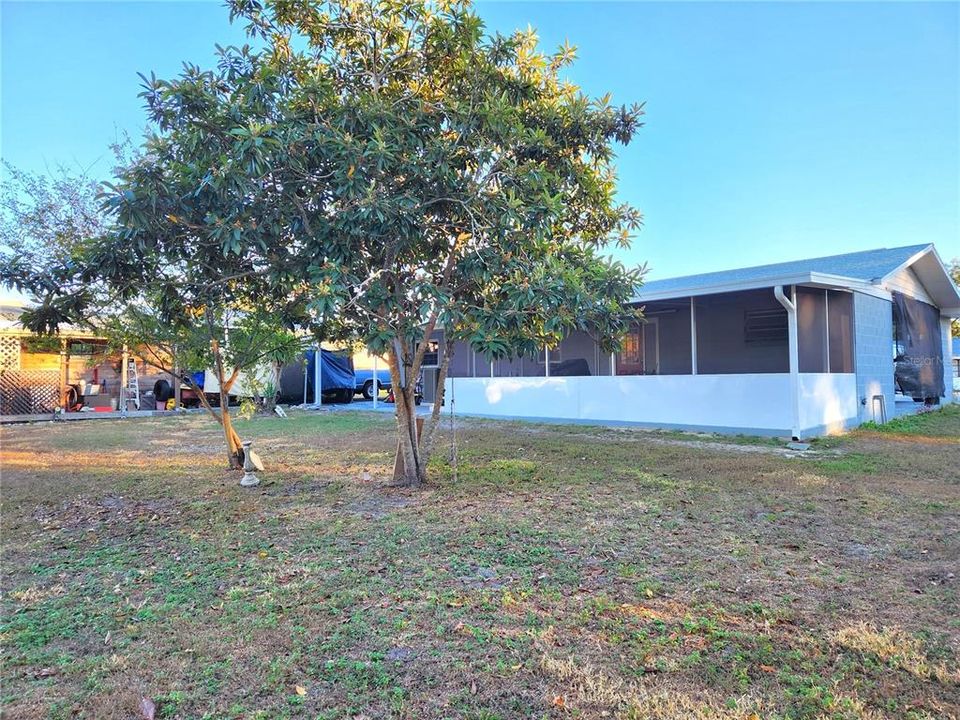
<box><xmin>125</xmin><ymin>357</ymin><xmax>141</xmax><ymax>411</ymax></box>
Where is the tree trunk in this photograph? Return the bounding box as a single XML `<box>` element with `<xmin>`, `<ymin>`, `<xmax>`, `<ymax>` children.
<box><xmin>420</xmin><ymin>337</ymin><xmax>455</xmax><ymax>466</ymax></box>
<box><xmin>220</xmin><ymin>399</ymin><xmax>243</xmax><ymax>469</ymax></box>
<box><xmin>388</xmin><ymin>333</ymin><xmax>457</xmax><ymax>486</ymax></box>
<box><xmin>211</xmin><ymin>339</ymin><xmax>243</xmax><ymax>470</ymax></box>
<box><xmin>388</xmin><ymin>342</ymin><xmax>424</xmax><ymax>486</ymax></box>
<box><xmin>133</xmin><ymin>339</ymin><xmax>245</xmax><ymax>470</ymax></box>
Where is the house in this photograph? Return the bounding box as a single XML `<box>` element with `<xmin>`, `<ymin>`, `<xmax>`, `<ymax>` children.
<box><xmin>438</xmin><ymin>244</ymin><xmax>959</xmax><ymax>438</ymax></box>
<box><xmin>0</xmin><ymin>298</ymin><xmax>172</xmax><ymax>416</ymax></box>
<box><xmin>1</xmin><ymin>299</ymin><xmax>116</xmax><ymax>415</ymax></box>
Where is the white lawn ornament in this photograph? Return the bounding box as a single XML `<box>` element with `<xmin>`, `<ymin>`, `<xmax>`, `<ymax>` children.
<box><xmin>240</xmin><ymin>441</ymin><xmax>263</xmax><ymax>487</ymax></box>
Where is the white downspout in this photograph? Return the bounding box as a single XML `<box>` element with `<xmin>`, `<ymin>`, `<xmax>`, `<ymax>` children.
<box><xmin>690</xmin><ymin>297</ymin><xmax>698</xmax><ymax>375</ymax></box>
<box><xmin>775</xmin><ymin>285</ymin><xmax>801</xmax><ymax>440</ymax></box>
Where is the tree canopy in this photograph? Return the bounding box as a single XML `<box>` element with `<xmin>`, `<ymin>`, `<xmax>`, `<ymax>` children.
<box><xmin>226</xmin><ymin>0</ymin><xmax>646</xmax><ymax>483</ymax></box>
<box><xmin>4</xmin><ymin>0</ymin><xmax>646</xmax><ymax>485</ymax></box>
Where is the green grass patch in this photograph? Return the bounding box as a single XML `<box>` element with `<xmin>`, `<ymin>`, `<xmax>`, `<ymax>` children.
<box><xmin>858</xmin><ymin>403</ymin><xmax>960</xmax><ymax>438</ymax></box>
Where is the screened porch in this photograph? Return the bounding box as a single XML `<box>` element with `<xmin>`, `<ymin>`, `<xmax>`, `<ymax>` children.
<box><xmin>441</xmin><ymin>285</ymin><xmax>855</xmax><ymax>380</ymax></box>
<box><xmin>438</xmin><ymin>285</ymin><xmax>859</xmax><ymax>437</ymax></box>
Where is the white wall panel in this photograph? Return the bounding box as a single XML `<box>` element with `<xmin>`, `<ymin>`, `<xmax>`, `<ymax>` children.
<box><xmin>797</xmin><ymin>373</ymin><xmax>859</xmax><ymax>434</ymax></box>
<box><xmin>447</xmin><ymin>373</ymin><xmax>859</xmax><ymax>436</ymax></box>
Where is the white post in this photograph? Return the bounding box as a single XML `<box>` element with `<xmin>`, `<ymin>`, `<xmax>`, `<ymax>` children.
<box><xmin>302</xmin><ymin>354</ymin><xmax>308</xmax><ymax>405</ymax></box>
<box><xmin>489</xmin><ymin>360</ymin><xmax>494</xmax><ymax>377</ymax></box>
<box><xmin>610</xmin><ymin>351</ymin><xmax>616</xmax><ymax>377</ymax></box>
<box><xmin>313</xmin><ymin>344</ymin><xmax>322</xmax><ymax>406</ymax></box>
<box><xmin>372</xmin><ymin>354</ymin><xmax>378</xmax><ymax>409</ymax></box>
<box><xmin>690</xmin><ymin>296</ymin><xmax>698</xmax><ymax>375</ymax></box>
<box><xmin>775</xmin><ymin>285</ymin><xmax>800</xmax><ymax>439</ymax></box>
<box><xmin>544</xmin><ymin>347</ymin><xmax>550</xmax><ymax>377</ymax></box>
<box><xmin>824</xmin><ymin>289</ymin><xmax>830</xmax><ymax>372</ymax></box>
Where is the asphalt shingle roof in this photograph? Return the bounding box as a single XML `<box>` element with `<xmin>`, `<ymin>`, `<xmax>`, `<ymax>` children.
<box><xmin>634</xmin><ymin>244</ymin><xmax>932</xmax><ymax>301</ymax></box>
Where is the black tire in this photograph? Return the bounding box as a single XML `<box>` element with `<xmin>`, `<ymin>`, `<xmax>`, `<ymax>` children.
<box><xmin>362</xmin><ymin>381</ymin><xmax>375</xmax><ymax>400</ymax></box>
<box><xmin>154</xmin><ymin>379</ymin><xmax>172</xmax><ymax>402</ymax></box>
<box><xmin>340</xmin><ymin>388</ymin><xmax>353</xmax><ymax>404</ymax></box>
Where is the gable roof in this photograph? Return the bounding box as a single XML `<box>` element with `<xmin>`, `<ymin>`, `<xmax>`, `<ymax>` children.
<box><xmin>633</xmin><ymin>243</ymin><xmax>960</xmax><ymax>314</ymax></box>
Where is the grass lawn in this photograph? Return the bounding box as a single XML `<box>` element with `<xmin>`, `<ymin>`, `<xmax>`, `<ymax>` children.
<box><xmin>1</xmin><ymin>407</ymin><xmax>958</xmax><ymax>719</ymax></box>
<box><xmin>858</xmin><ymin>404</ymin><xmax>960</xmax><ymax>438</ymax></box>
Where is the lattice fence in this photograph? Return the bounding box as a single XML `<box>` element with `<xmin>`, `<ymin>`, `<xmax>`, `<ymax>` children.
<box><xmin>0</xmin><ymin>369</ymin><xmax>60</xmax><ymax>415</ymax></box>
<box><xmin>0</xmin><ymin>337</ymin><xmax>20</xmax><ymax>370</ymax></box>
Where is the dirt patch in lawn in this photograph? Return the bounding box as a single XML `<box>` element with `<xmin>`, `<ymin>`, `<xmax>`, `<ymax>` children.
<box><xmin>31</xmin><ymin>495</ymin><xmax>181</xmax><ymax>533</ymax></box>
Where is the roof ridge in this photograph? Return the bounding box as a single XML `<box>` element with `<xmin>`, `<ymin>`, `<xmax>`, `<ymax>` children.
<box><xmin>645</xmin><ymin>243</ymin><xmax>931</xmax><ymax>285</ymax></box>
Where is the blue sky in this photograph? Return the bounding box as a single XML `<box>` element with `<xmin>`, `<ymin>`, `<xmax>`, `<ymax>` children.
<box><xmin>2</xmin><ymin>0</ymin><xmax>958</xmax><ymax>280</ymax></box>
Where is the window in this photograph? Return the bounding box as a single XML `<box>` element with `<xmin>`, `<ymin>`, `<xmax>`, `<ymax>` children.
<box><xmin>826</xmin><ymin>290</ymin><xmax>854</xmax><ymax>373</ymax></box>
<box><xmin>622</xmin><ymin>331</ymin><xmax>642</xmax><ymax>364</ymax></box>
<box><xmin>744</xmin><ymin>309</ymin><xmax>787</xmax><ymax>344</ymax></box>
<box><xmin>615</xmin><ymin>324</ymin><xmax>649</xmax><ymax>375</ymax></box>
<box><xmin>797</xmin><ymin>288</ymin><xmax>827</xmax><ymax>372</ymax></box>
<box><xmin>422</xmin><ymin>339</ymin><xmax>440</xmax><ymax>368</ymax></box>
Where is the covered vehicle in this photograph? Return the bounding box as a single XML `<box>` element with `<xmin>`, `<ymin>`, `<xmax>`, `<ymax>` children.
<box><xmin>305</xmin><ymin>348</ymin><xmax>356</xmax><ymax>404</ymax></box>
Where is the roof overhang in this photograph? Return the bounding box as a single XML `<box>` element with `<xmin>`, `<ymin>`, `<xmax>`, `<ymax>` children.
<box><xmin>632</xmin><ymin>272</ymin><xmax>891</xmax><ymax>304</ymax></box>
<box><xmin>878</xmin><ymin>244</ymin><xmax>960</xmax><ymax>317</ymax></box>
<box><xmin>0</xmin><ymin>319</ymin><xmax>104</xmax><ymax>341</ymax></box>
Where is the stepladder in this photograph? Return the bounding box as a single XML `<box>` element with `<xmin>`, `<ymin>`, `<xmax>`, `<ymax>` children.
<box><xmin>124</xmin><ymin>357</ymin><xmax>141</xmax><ymax>411</ymax></box>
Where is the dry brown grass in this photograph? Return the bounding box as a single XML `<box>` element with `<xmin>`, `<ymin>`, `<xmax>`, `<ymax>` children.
<box><xmin>539</xmin><ymin>653</ymin><xmax>767</xmax><ymax>719</ymax></box>
<box><xmin>834</xmin><ymin>623</ymin><xmax>960</xmax><ymax>685</ymax></box>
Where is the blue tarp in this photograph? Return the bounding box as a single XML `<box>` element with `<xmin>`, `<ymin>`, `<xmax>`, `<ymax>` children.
<box><xmin>305</xmin><ymin>349</ymin><xmax>355</xmax><ymax>395</ymax></box>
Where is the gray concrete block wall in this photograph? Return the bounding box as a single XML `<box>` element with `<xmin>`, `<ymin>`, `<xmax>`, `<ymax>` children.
<box><xmin>853</xmin><ymin>292</ymin><xmax>895</xmax><ymax>423</ymax></box>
